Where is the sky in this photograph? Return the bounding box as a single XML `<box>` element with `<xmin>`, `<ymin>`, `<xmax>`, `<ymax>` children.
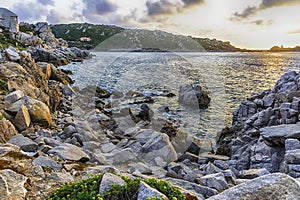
<box><xmin>1</xmin><ymin>0</ymin><xmax>300</xmax><ymax>49</ymax></box>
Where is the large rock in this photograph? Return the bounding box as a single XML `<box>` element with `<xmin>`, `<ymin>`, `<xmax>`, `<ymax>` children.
<box><xmin>48</xmin><ymin>143</ymin><xmax>90</xmax><ymax>162</ymax></box>
<box><xmin>260</xmin><ymin>123</ymin><xmax>300</xmax><ymax>146</ymax></box>
<box><xmin>178</xmin><ymin>84</ymin><xmax>211</xmax><ymax>109</ymax></box>
<box><xmin>99</xmin><ymin>173</ymin><xmax>126</xmax><ymax>195</ymax></box>
<box><xmin>198</xmin><ymin>172</ymin><xmax>229</xmax><ymax>192</ymax></box>
<box><xmin>8</xmin><ymin>134</ymin><xmax>38</xmax><ymax>152</ymax></box>
<box><xmin>207</xmin><ymin>173</ymin><xmax>300</xmax><ymax>200</ymax></box>
<box><xmin>139</xmin><ymin>132</ymin><xmax>177</xmax><ymax>166</ymax></box>
<box><xmin>5</xmin><ymin>46</ymin><xmax>20</xmax><ymax>61</ymax></box>
<box><xmin>0</xmin><ymin>118</ymin><xmax>18</xmax><ymax>143</ymax></box>
<box><xmin>0</xmin><ymin>169</ymin><xmax>28</xmax><ymax>200</ymax></box>
<box><xmin>8</xmin><ymin>97</ymin><xmax>52</xmax><ymax>127</ymax></box>
<box><xmin>137</xmin><ymin>181</ymin><xmax>168</xmax><ymax>200</ymax></box>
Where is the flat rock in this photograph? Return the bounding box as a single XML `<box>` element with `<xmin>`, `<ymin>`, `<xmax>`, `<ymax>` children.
<box><xmin>48</xmin><ymin>143</ymin><xmax>90</xmax><ymax>162</ymax></box>
<box><xmin>137</xmin><ymin>181</ymin><xmax>168</xmax><ymax>200</ymax></box>
<box><xmin>48</xmin><ymin>172</ymin><xmax>74</xmax><ymax>184</ymax></box>
<box><xmin>32</xmin><ymin>156</ymin><xmax>61</xmax><ymax>171</ymax></box>
<box><xmin>260</xmin><ymin>123</ymin><xmax>300</xmax><ymax>146</ymax></box>
<box><xmin>239</xmin><ymin>168</ymin><xmax>270</xmax><ymax>179</ymax></box>
<box><xmin>8</xmin><ymin>134</ymin><xmax>38</xmax><ymax>152</ymax></box>
<box><xmin>207</xmin><ymin>173</ymin><xmax>300</xmax><ymax>200</ymax></box>
<box><xmin>99</xmin><ymin>173</ymin><xmax>126</xmax><ymax>195</ymax></box>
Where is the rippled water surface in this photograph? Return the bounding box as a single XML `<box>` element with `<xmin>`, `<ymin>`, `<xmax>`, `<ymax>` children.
<box><xmin>62</xmin><ymin>52</ymin><xmax>300</xmax><ymax>149</ymax></box>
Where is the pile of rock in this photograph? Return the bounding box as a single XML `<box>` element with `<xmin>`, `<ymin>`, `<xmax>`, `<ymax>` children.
<box><xmin>216</xmin><ymin>71</ymin><xmax>300</xmax><ymax>179</ymax></box>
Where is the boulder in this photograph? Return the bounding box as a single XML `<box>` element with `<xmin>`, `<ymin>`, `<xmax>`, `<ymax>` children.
<box><xmin>5</xmin><ymin>46</ymin><xmax>20</xmax><ymax>61</ymax></box>
<box><xmin>48</xmin><ymin>143</ymin><xmax>90</xmax><ymax>162</ymax></box>
<box><xmin>99</xmin><ymin>173</ymin><xmax>126</xmax><ymax>195</ymax></box>
<box><xmin>139</xmin><ymin>132</ymin><xmax>177</xmax><ymax>166</ymax></box>
<box><xmin>8</xmin><ymin>134</ymin><xmax>38</xmax><ymax>152</ymax></box>
<box><xmin>13</xmin><ymin>105</ymin><xmax>31</xmax><ymax>131</ymax></box>
<box><xmin>178</xmin><ymin>84</ymin><xmax>210</xmax><ymax>109</ymax></box>
<box><xmin>4</xmin><ymin>90</ymin><xmax>24</xmax><ymax>103</ymax></box>
<box><xmin>207</xmin><ymin>173</ymin><xmax>300</xmax><ymax>200</ymax></box>
<box><xmin>0</xmin><ymin>169</ymin><xmax>27</xmax><ymax>200</ymax></box>
<box><xmin>137</xmin><ymin>181</ymin><xmax>168</xmax><ymax>200</ymax></box>
<box><xmin>0</xmin><ymin>118</ymin><xmax>18</xmax><ymax>143</ymax></box>
<box><xmin>285</xmin><ymin>139</ymin><xmax>300</xmax><ymax>151</ymax></box>
<box><xmin>8</xmin><ymin>97</ymin><xmax>52</xmax><ymax>127</ymax></box>
<box><xmin>198</xmin><ymin>172</ymin><xmax>229</xmax><ymax>192</ymax></box>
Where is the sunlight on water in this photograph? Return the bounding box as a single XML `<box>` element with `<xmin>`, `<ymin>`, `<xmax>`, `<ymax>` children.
<box><xmin>62</xmin><ymin>52</ymin><xmax>300</xmax><ymax>148</ymax></box>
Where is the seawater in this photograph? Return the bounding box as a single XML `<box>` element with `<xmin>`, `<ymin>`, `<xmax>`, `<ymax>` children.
<box><xmin>61</xmin><ymin>52</ymin><xmax>300</xmax><ymax>149</ymax></box>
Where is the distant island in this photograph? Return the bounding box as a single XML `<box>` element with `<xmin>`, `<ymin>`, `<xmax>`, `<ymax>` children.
<box><xmin>269</xmin><ymin>45</ymin><xmax>300</xmax><ymax>52</ymax></box>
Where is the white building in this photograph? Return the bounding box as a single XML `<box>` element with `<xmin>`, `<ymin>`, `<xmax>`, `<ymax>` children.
<box><xmin>0</xmin><ymin>8</ymin><xmax>19</xmax><ymax>33</ymax></box>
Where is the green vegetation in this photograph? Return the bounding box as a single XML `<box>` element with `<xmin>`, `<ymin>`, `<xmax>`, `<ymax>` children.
<box><xmin>0</xmin><ymin>78</ymin><xmax>9</xmax><ymax>95</ymax></box>
<box><xmin>47</xmin><ymin>174</ymin><xmax>185</xmax><ymax>200</ymax></box>
<box><xmin>0</xmin><ymin>29</ymin><xmax>27</xmax><ymax>50</ymax></box>
<box><xmin>51</xmin><ymin>23</ymin><xmax>124</xmax><ymax>49</ymax></box>
<box><xmin>51</xmin><ymin>23</ymin><xmax>241</xmax><ymax>51</ymax></box>
<box><xmin>47</xmin><ymin>174</ymin><xmax>103</xmax><ymax>200</ymax></box>
<box><xmin>19</xmin><ymin>25</ymin><xmax>33</xmax><ymax>33</ymax></box>
<box><xmin>0</xmin><ymin>113</ymin><xmax>3</xmax><ymax>120</ymax></box>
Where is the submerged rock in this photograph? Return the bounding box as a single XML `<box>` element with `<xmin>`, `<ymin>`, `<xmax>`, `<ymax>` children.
<box><xmin>178</xmin><ymin>84</ymin><xmax>211</xmax><ymax>109</ymax></box>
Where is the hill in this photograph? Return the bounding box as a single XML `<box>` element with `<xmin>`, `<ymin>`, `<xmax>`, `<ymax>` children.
<box><xmin>51</xmin><ymin>23</ymin><xmax>241</xmax><ymax>52</ymax></box>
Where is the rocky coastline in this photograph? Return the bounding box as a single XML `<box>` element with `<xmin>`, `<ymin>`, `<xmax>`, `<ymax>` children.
<box><xmin>1</xmin><ymin>19</ymin><xmax>300</xmax><ymax>200</ymax></box>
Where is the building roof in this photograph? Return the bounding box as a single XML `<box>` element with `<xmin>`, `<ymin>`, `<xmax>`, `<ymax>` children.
<box><xmin>0</xmin><ymin>7</ymin><xmax>18</xmax><ymax>17</ymax></box>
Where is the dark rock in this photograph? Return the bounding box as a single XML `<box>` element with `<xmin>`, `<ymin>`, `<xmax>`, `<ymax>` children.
<box><xmin>178</xmin><ymin>84</ymin><xmax>211</xmax><ymax>109</ymax></box>
<box><xmin>8</xmin><ymin>134</ymin><xmax>38</xmax><ymax>152</ymax></box>
<box><xmin>32</xmin><ymin>156</ymin><xmax>61</xmax><ymax>171</ymax></box>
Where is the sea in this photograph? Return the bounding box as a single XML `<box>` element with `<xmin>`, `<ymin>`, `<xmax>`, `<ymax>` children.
<box><xmin>61</xmin><ymin>52</ymin><xmax>300</xmax><ymax>151</ymax></box>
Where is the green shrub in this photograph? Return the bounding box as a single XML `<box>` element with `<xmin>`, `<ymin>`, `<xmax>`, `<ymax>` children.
<box><xmin>47</xmin><ymin>174</ymin><xmax>185</xmax><ymax>200</ymax></box>
<box><xmin>144</xmin><ymin>178</ymin><xmax>185</xmax><ymax>200</ymax></box>
<box><xmin>47</xmin><ymin>174</ymin><xmax>103</xmax><ymax>200</ymax></box>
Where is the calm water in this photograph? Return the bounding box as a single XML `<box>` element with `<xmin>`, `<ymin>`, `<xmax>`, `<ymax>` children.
<box><xmin>62</xmin><ymin>52</ymin><xmax>300</xmax><ymax>149</ymax></box>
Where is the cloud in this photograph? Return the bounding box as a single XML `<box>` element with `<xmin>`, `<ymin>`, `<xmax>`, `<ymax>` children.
<box><xmin>287</xmin><ymin>29</ymin><xmax>300</xmax><ymax>34</ymax></box>
<box><xmin>146</xmin><ymin>0</ymin><xmax>181</xmax><ymax>16</ymax></box>
<box><xmin>11</xmin><ymin>0</ymin><xmax>49</xmax><ymax>22</ymax></box>
<box><xmin>82</xmin><ymin>0</ymin><xmax>118</xmax><ymax>17</ymax></box>
<box><xmin>232</xmin><ymin>0</ymin><xmax>300</xmax><ymax>21</ymax></box>
<box><xmin>181</xmin><ymin>0</ymin><xmax>205</xmax><ymax>7</ymax></box>
<box><xmin>250</xmin><ymin>19</ymin><xmax>274</xmax><ymax>26</ymax></box>
<box><xmin>259</xmin><ymin>0</ymin><xmax>300</xmax><ymax>9</ymax></box>
<box><xmin>145</xmin><ymin>0</ymin><xmax>205</xmax><ymax>17</ymax></box>
<box><xmin>46</xmin><ymin>9</ymin><xmax>69</xmax><ymax>24</ymax></box>
<box><xmin>37</xmin><ymin>0</ymin><xmax>55</xmax><ymax>6</ymax></box>
<box><xmin>231</xmin><ymin>5</ymin><xmax>257</xmax><ymax>20</ymax></box>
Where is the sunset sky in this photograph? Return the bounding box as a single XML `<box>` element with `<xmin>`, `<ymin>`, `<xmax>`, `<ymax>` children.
<box><xmin>1</xmin><ymin>0</ymin><xmax>300</xmax><ymax>49</ymax></box>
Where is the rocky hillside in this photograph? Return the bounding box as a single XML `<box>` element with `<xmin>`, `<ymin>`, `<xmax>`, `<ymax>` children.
<box><xmin>51</xmin><ymin>23</ymin><xmax>241</xmax><ymax>52</ymax></box>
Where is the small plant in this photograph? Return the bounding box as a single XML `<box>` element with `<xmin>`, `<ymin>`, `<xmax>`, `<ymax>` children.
<box><xmin>144</xmin><ymin>178</ymin><xmax>185</xmax><ymax>200</ymax></box>
<box><xmin>47</xmin><ymin>174</ymin><xmax>103</xmax><ymax>200</ymax></box>
<box><xmin>0</xmin><ymin>114</ymin><xmax>3</xmax><ymax>120</ymax></box>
